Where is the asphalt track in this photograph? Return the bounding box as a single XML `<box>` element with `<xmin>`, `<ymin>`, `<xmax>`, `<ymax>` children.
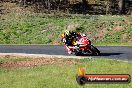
<box><xmin>0</xmin><ymin>45</ymin><xmax>132</xmax><ymax>61</ymax></box>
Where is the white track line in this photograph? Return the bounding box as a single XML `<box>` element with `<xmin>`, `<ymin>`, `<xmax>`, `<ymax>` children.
<box><xmin>0</xmin><ymin>53</ymin><xmax>129</xmax><ymax>62</ymax></box>
<box><xmin>0</xmin><ymin>53</ymin><xmax>89</xmax><ymax>59</ymax></box>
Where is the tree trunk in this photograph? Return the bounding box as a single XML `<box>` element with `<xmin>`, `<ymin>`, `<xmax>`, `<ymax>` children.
<box><xmin>19</xmin><ymin>0</ymin><xmax>26</xmax><ymax>6</ymax></box>
<box><xmin>118</xmin><ymin>0</ymin><xmax>125</xmax><ymax>14</ymax></box>
<box><xmin>82</xmin><ymin>0</ymin><xmax>88</xmax><ymax>14</ymax></box>
<box><xmin>47</xmin><ymin>0</ymin><xmax>50</xmax><ymax>10</ymax></box>
<box><xmin>106</xmin><ymin>0</ymin><xmax>110</xmax><ymax>14</ymax></box>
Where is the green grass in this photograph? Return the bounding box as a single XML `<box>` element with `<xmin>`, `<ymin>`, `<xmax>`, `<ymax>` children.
<box><xmin>0</xmin><ymin>11</ymin><xmax>132</xmax><ymax>45</ymax></box>
<box><xmin>0</xmin><ymin>58</ymin><xmax>131</xmax><ymax>88</ymax></box>
<box><xmin>0</xmin><ymin>2</ymin><xmax>132</xmax><ymax>45</ymax></box>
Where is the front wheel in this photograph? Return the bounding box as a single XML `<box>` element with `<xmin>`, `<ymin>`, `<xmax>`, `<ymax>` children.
<box><xmin>90</xmin><ymin>45</ymin><xmax>100</xmax><ymax>56</ymax></box>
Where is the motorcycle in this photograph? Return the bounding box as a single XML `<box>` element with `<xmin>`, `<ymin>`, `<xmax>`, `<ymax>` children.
<box><xmin>62</xmin><ymin>33</ymin><xmax>100</xmax><ymax>56</ymax></box>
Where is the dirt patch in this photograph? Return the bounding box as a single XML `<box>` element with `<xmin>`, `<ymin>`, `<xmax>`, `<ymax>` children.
<box><xmin>64</xmin><ymin>23</ymin><xmax>80</xmax><ymax>32</ymax></box>
<box><xmin>0</xmin><ymin>55</ymin><xmax>77</xmax><ymax>68</ymax></box>
<box><xmin>113</xmin><ymin>21</ymin><xmax>132</xmax><ymax>25</ymax></box>
<box><xmin>93</xmin><ymin>28</ymin><xmax>107</xmax><ymax>40</ymax></box>
<box><xmin>1</xmin><ymin>2</ymin><xmax>33</xmax><ymax>15</ymax></box>
<box><xmin>113</xmin><ymin>26</ymin><xmax>123</xmax><ymax>32</ymax></box>
<box><xmin>122</xmin><ymin>33</ymin><xmax>128</xmax><ymax>41</ymax></box>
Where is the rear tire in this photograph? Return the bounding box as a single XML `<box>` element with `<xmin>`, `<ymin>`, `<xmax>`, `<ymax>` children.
<box><xmin>90</xmin><ymin>45</ymin><xmax>100</xmax><ymax>56</ymax></box>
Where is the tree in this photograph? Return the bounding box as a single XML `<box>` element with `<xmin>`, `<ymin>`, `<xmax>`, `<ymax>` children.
<box><xmin>19</xmin><ymin>0</ymin><xmax>28</xmax><ymax>6</ymax></box>
<box><xmin>118</xmin><ymin>0</ymin><xmax>125</xmax><ymax>14</ymax></box>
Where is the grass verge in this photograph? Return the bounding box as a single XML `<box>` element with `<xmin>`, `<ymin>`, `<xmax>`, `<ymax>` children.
<box><xmin>0</xmin><ymin>57</ymin><xmax>131</xmax><ymax>88</ymax></box>
<box><xmin>0</xmin><ymin>2</ymin><xmax>132</xmax><ymax>45</ymax></box>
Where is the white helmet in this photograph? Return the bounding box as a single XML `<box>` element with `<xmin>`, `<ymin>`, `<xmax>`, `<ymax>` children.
<box><xmin>64</xmin><ymin>30</ymin><xmax>69</xmax><ymax>35</ymax></box>
<box><xmin>82</xmin><ymin>34</ymin><xmax>86</xmax><ymax>37</ymax></box>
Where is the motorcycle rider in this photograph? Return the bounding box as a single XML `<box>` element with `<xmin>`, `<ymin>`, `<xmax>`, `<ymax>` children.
<box><xmin>61</xmin><ymin>30</ymin><xmax>82</xmax><ymax>54</ymax></box>
<box><xmin>61</xmin><ymin>31</ymin><xmax>100</xmax><ymax>55</ymax></box>
<box><xmin>61</xmin><ymin>30</ymin><xmax>79</xmax><ymax>45</ymax></box>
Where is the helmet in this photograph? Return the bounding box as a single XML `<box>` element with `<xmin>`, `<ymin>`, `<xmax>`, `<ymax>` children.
<box><xmin>61</xmin><ymin>33</ymin><xmax>65</xmax><ymax>38</ymax></box>
<box><xmin>82</xmin><ymin>34</ymin><xmax>86</xmax><ymax>37</ymax></box>
<box><xmin>64</xmin><ymin>30</ymin><xmax>69</xmax><ymax>35</ymax></box>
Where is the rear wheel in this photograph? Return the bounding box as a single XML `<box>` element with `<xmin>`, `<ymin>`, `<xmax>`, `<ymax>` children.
<box><xmin>90</xmin><ymin>45</ymin><xmax>100</xmax><ymax>56</ymax></box>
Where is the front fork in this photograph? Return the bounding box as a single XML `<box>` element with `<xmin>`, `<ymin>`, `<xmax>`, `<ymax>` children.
<box><xmin>64</xmin><ymin>45</ymin><xmax>73</xmax><ymax>54</ymax></box>
<box><xmin>64</xmin><ymin>45</ymin><xmax>80</xmax><ymax>54</ymax></box>
<box><xmin>64</xmin><ymin>45</ymin><xmax>70</xmax><ymax>51</ymax></box>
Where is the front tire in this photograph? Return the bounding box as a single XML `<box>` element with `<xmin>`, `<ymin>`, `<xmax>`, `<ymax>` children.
<box><xmin>90</xmin><ymin>45</ymin><xmax>100</xmax><ymax>56</ymax></box>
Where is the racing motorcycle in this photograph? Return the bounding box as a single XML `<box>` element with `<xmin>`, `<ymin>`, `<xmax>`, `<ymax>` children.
<box><xmin>62</xmin><ymin>33</ymin><xmax>100</xmax><ymax>56</ymax></box>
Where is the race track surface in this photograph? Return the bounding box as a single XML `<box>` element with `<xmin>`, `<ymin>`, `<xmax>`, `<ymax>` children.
<box><xmin>0</xmin><ymin>45</ymin><xmax>132</xmax><ymax>61</ymax></box>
